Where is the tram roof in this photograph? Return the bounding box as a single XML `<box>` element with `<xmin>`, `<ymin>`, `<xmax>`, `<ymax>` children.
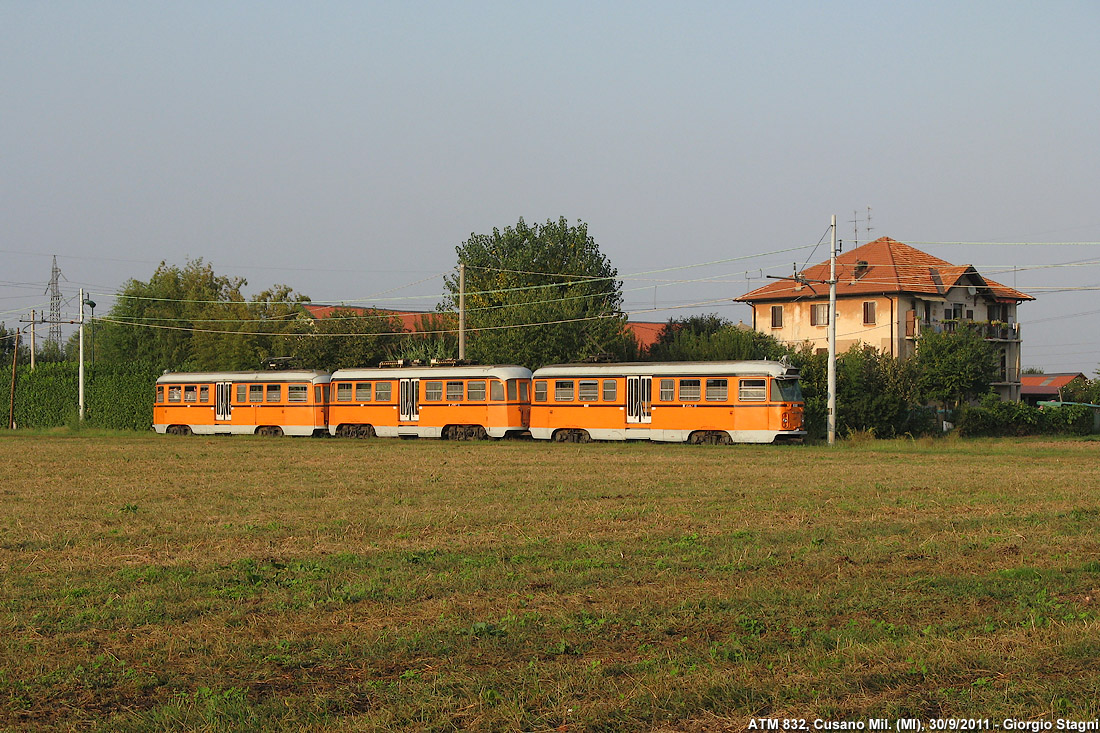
<box><xmin>532</xmin><ymin>361</ymin><xmax>797</xmax><ymax>379</ymax></box>
<box><xmin>157</xmin><ymin>370</ymin><xmax>331</xmax><ymax>384</ymax></box>
<box><xmin>331</xmin><ymin>365</ymin><xmax>532</xmax><ymax>381</ymax></box>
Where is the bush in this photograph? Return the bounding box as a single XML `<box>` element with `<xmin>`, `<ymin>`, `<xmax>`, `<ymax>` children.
<box><xmin>957</xmin><ymin>395</ymin><xmax>1095</xmax><ymax>437</ymax></box>
<box><xmin>2</xmin><ymin>362</ymin><xmax>159</xmax><ymax>431</ymax></box>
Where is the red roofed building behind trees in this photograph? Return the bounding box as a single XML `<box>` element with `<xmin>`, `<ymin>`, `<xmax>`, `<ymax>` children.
<box><xmin>736</xmin><ymin>237</ymin><xmax>1035</xmax><ymax>401</ymax></box>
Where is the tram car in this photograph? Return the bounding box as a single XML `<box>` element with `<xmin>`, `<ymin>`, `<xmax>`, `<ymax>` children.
<box><xmin>528</xmin><ymin>361</ymin><xmax>804</xmax><ymax>444</ymax></box>
<box><xmin>327</xmin><ymin>364</ymin><xmax>532</xmax><ymax>439</ymax></box>
<box><xmin>154</xmin><ymin>370</ymin><xmax>331</xmax><ymax>436</ymax></box>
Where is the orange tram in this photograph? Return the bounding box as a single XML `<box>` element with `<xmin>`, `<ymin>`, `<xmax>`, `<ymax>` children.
<box><xmin>154</xmin><ymin>360</ymin><xmax>805</xmax><ymax>444</ymax></box>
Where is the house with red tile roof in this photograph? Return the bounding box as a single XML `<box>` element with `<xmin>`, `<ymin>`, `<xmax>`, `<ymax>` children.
<box><xmin>736</xmin><ymin>237</ymin><xmax>1035</xmax><ymax>401</ymax></box>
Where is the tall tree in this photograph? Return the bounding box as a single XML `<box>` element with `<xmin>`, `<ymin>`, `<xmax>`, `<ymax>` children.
<box><xmin>442</xmin><ymin>217</ymin><xmax>629</xmax><ymax>368</ymax></box>
<box><xmin>913</xmin><ymin>326</ymin><xmax>1000</xmax><ymax>410</ymax></box>
<box><xmin>96</xmin><ymin>259</ymin><xmax>310</xmax><ymax>372</ymax></box>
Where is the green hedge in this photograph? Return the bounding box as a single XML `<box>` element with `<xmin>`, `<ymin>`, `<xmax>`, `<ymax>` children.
<box><xmin>1</xmin><ymin>362</ymin><xmax>159</xmax><ymax>431</ymax></box>
<box><xmin>957</xmin><ymin>397</ymin><xmax>1095</xmax><ymax>437</ymax></box>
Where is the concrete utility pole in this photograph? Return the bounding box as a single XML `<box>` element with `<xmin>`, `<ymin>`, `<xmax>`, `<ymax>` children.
<box><xmin>30</xmin><ymin>310</ymin><xmax>36</xmax><ymax>371</ymax></box>
<box><xmin>78</xmin><ymin>289</ymin><xmax>85</xmax><ymax>421</ymax></box>
<box><xmin>7</xmin><ymin>330</ymin><xmax>18</xmax><ymax>429</ymax></box>
<box><xmin>828</xmin><ymin>215</ymin><xmax>838</xmax><ymax>446</ymax></box>
<box><xmin>458</xmin><ymin>263</ymin><xmax>466</xmax><ymax>360</ymax></box>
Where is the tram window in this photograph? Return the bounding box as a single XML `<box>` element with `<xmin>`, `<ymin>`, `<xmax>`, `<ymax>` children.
<box><xmin>659</xmin><ymin>379</ymin><xmax>674</xmax><ymax>401</ymax></box>
<box><xmin>679</xmin><ymin>379</ymin><xmax>701</xmax><ymax>401</ymax></box>
<box><xmin>315</xmin><ymin>385</ymin><xmax>328</xmax><ymax>403</ymax></box>
<box><xmin>288</xmin><ymin>384</ymin><xmax>308</xmax><ymax>403</ymax></box>
<box><xmin>519</xmin><ymin>381</ymin><xmax>529</xmax><ymax>401</ymax></box>
<box><xmin>425</xmin><ymin>381</ymin><xmax>443</xmax><ymax>401</ymax></box>
<box><xmin>705</xmin><ymin>379</ymin><xmax>728</xmax><ymax>401</ymax></box>
<box><xmin>166</xmin><ymin>386</ymin><xmax>181</xmax><ymax>403</ymax></box>
<box><xmin>447</xmin><ymin>381</ymin><xmax>464</xmax><ymax>401</ymax></box>
<box><xmin>375</xmin><ymin>382</ymin><xmax>392</xmax><ymax>401</ymax></box>
<box><xmin>336</xmin><ymin>383</ymin><xmax>352</xmax><ymax>402</ymax></box>
<box><xmin>249</xmin><ymin>385</ymin><xmax>264</xmax><ymax>403</ymax></box>
<box><xmin>490</xmin><ymin>380</ymin><xmax>505</xmax><ymax>401</ymax></box>
<box><xmin>534</xmin><ymin>381</ymin><xmax>547</xmax><ymax>402</ymax></box>
<box><xmin>554</xmin><ymin>380</ymin><xmax>574</xmax><ymax>401</ymax></box>
<box><xmin>602</xmin><ymin>380</ymin><xmax>617</xmax><ymax>401</ymax></box>
<box><xmin>739</xmin><ymin>379</ymin><xmax>767</xmax><ymax>401</ymax></box>
<box><xmin>267</xmin><ymin>384</ymin><xmax>282</xmax><ymax>403</ymax></box>
<box><xmin>182</xmin><ymin>385</ymin><xmax>196</xmax><ymax>403</ymax></box>
<box><xmin>468</xmin><ymin>380</ymin><xmax>486</xmax><ymax>401</ymax></box>
<box><xmin>236</xmin><ymin>384</ymin><xmax>247</xmax><ymax>403</ymax></box>
<box><xmin>199</xmin><ymin>385</ymin><xmax>209</xmax><ymax>403</ymax></box>
<box><xmin>578</xmin><ymin>380</ymin><xmax>598</xmax><ymax>401</ymax></box>
<box><xmin>507</xmin><ymin>380</ymin><xmax>518</xmax><ymax>401</ymax></box>
<box><xmin>156</xmin><ymin>386</ymin><xmax>164</xmax><ymax>403</ymax></box>
<box><xmin>355</xmin><ymin>382</ymin><xmax>372</xmax><ymax>401</ymax></box>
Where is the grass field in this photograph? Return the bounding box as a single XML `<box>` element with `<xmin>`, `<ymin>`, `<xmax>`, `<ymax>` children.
<box><xmin>2</xmin><ymin>432</ymin><xmax>1099</xmax><ymax>731</ymax></box>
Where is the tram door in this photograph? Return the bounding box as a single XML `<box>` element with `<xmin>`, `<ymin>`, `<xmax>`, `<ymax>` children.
<box><xmin>626</xmin><ymin>376</ymin><xmax>652</xmax><ymax>424</ymax></box>
<box><xmin>399</xmin><ymin>379</ymin><xmax>420</xmax><ymax>421</ymax></box>
<box><xmin>215</xmin><ymin>381</ymin><xmax>233</xmax><ymax>422</ymax></box>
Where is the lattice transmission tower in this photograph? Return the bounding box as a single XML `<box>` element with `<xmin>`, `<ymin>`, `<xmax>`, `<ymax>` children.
<box><xmin>46</xmin><ymin>255</ymin><xmax>63</xmax><ymax>346</ymax></box>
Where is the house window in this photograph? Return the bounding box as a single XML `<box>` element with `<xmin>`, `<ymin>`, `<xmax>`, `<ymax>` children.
<box><xmin>863</xmin><ymin>301</ymin><xmax>876</xmax><ymax>325</ymax></box>
<box><xmin>811</xmin><ymin>303</ymin><xmax>829</xmax><ymax>326</ymax></box>
<box><xmin>770</xmin><ymin>305</ymin><xmax>784</xmax><ymax>328</ymax></box>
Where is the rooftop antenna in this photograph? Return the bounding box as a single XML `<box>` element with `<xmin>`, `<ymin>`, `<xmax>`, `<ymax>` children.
<box><xmin>45</xmin><ymin>255</ymin><xmax>63</xmax><ymax>347</ymax></box>
<box><xmin>866</xmin><ymin>206</ymin><xmax>874</xmax><ymax>241</ymax></box>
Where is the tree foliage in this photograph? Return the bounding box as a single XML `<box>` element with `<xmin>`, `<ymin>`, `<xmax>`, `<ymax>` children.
<box><xmin>913</xmin><ymin>326</ymin><xmax>1001</xmax><ymax>409</ymax></box>
<box><xmin>647</xmin><ymin>314</ymin><xmax>787</xmax><ymax>362</ymax></box>
<box><xmin>442</xmin><ymin>217</ymin><xmax>631</xmax><ymax>368</ymax></box>
<box><xmin>96</xmin><ymin>259</ymin><xmax>312</xmax><ymax>372</ymax></box>
<box><xmin>283</xmin><ymin>308</ymin><xmax>404</xmax><ymax>371</ymax></box>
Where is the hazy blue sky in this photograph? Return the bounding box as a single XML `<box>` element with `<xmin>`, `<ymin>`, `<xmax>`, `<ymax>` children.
<box><xmin>3</xmin><ymin>1</ymin><xmax>1098</xmax><ymax>372</ymax></box>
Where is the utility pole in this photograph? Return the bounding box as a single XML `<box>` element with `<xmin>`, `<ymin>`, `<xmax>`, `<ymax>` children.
<box><xmin>29</xmin><ymin>310</ymin><xmax>36</xmax><ymax>371</ymax></box>
<box><xmin>78</xmin><ymin>289</ymin><xmax>85</xmax><ymax>421</ymax></box>
<box><xmin>763</xmin><ymin>215</ymin><xmax>840</xmax><ymax>445</ymax></box>
<box><xmin>458</xmin><ymin>263</ymin><xmax>466</xmax><ymax>360</ymax></box>
<box><xmin>828</xmin><ymin>215</ymin><xmax>838</xmax><ymax>445</ymax></box>
<box><xmin>7</xmin><ymin>330</ymin><xmax>18</xmax><ymax>430</ymax></box>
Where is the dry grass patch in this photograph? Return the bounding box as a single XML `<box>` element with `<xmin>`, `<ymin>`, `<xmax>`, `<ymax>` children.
<box><xmin>1</xmin><ymin>433</ymin><xmax>1099</xmax><ymax>730</ymax></box>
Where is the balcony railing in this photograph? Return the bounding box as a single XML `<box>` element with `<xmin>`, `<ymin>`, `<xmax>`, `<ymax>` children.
<box><xmin>906</xmin><ymin>319</ymin><xmax>1020</xmax><ymax>341</ymax></box>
